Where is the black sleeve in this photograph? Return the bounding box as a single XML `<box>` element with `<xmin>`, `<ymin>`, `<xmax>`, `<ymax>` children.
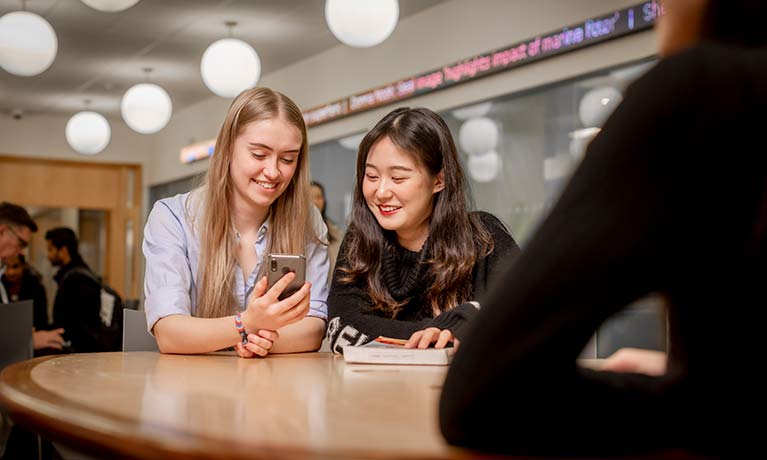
<box><xmin>326</xmin><ymin>234</ymin><xmax>446</xmax><ymax>353</ymax></box>
<box><xmin>471</xmin><ymin>211</ymin><xmax>521</xmax><ymax>306</ymax></box>
<box><xmin>31</xmin><ymin>279</ymin><xmax>49</xmax><ymax>330</ymax></box>
<box><xmin>439</xmin><ymin>57</ymin><xmax>698</xmax><ymax>457</ymax></box>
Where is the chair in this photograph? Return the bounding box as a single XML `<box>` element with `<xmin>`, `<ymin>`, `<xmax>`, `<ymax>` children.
<box><xmin>0</xmin><ymin>300</ymin><xmax>33</xmax><ymax>371</ymax></box>
<box><xmin>596</xmin><ymin>296</ymin><xmax>667</xmax><ymax>358</ymax></box>
<box><xmin>122</xmin><ymin>308</ymin><xmax>159</xmax><ymax>352</ymax></box>
<box><xmin>0</xmin><ymin>301</ymin><xmax>33</xmax><ymax>457</ymax></box>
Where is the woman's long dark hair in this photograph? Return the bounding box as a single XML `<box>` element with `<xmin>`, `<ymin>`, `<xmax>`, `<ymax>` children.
<box><xmin>339</xmin><ymin>107</ymin><xmax>494</xmax><ymax>317</ymax></box>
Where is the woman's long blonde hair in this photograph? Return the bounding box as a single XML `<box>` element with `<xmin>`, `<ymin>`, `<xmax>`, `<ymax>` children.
<box><xmin>191</xmin><ymin>87</ymin><xmax>314</xmax><ymax>318</ymax></box>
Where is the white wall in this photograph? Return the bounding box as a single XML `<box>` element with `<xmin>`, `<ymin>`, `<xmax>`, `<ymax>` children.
<box><xmin>0</xmin><ymin>112</ymin><xmax>153</xmax><ymax>164</ymax></box>
<box><xmin>150</xmin><ymin>0</ymin><xmax>655</xmax><ymax>187</ymax></box>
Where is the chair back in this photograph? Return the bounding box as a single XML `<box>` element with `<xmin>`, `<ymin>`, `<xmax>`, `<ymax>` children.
<box><xmin>122</xmin><ymin>308</ymin><xmax>159</xmax><ymax>352</ymax></box>
<box><xmin>596</xmin><ymin>298</ymin><xmax>667</xmax><ymax>358</ymax></box>
<box><xmin>0</xmin><ymin>300</ymin><xmax>33</xmax><ymax>370</ymax></box>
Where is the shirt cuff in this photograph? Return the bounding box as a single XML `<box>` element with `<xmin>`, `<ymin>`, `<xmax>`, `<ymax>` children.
<box><xmin>308</xmin><ymin>300</ymin><xmax>328</xmax><ymax>320</ymax></box>
<box><xmin>144</xmin><ymin>288</ymin><xmax>192</xmax><ymax>335</ymax></box>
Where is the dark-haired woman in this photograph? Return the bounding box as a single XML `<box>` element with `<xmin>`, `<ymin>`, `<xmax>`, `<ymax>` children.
<box><xmin>325</xmin><ymin>107</ymin><xmax>519</xmax><ymax>353</ymax></box>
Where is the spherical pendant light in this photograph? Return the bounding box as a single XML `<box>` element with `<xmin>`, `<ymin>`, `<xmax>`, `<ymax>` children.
<box><xmin>458</xmin><ymin>117</ymin><xmax>499</xmax><ymax>156</ymax></box>
<box><xmin>578</xmin><ymin>86</ymin><xmax>623</xmax><ymax>128</ymax></box>
<box><xmin>80</xmin><ymin>0</ymin><xmax>140</xmax><ymax>12</ymax></box>
<box><xmin>0</xmin><ymin>11</ymin><xmax>58</xmax><ymax>76</ymax></box>
<box><xmin>121</xmin><ymin>83</ymin><xmax>172</xmax><ymax>134</ymax></box>
<box><xmin>325</xmin><ymin>0</ymin><xmax>399</xmax><ymax>48</ymax></box>
<box><xmin>468</xmin><ymin>150</ymin><xmax>501</xmax><ymax>183</ymax></box>
<box><xmin>201</xmin><ymin>38</ymin><xmax>260</xmax><ymax>98</ymax></box>
<box><xmin>66</xmin><ymin>111</ymin><xmax>111</xmax><ymax>155</ymax></box>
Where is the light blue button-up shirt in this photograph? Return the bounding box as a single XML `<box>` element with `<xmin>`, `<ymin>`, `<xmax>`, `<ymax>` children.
<box><xmin>143</xmin><ymin>191</ymin><xmax>329</xmax><ymax>332</ymax></box>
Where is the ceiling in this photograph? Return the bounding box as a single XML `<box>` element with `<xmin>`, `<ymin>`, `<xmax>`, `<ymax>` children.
<box><xmin>0</xmin><ymin>0</ymin><xmax>445</xmax><ymax>121</ymax></box>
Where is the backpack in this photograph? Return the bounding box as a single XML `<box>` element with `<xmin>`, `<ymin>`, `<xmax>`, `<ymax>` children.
<box><xmin>61</xmin><ymin>267</ymin><xmax>123</xmax><ymax>352</ymax></box>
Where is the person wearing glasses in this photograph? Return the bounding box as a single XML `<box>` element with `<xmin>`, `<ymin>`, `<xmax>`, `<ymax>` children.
<box><xmin>0</xmin><ymin>202</ymin><xmax>36</xmax><ymax>303</ymax></box>
<box><xmin>0</xmin><ymin>203</ymin><xmax>66</xmax><ymax>353</ymax></box>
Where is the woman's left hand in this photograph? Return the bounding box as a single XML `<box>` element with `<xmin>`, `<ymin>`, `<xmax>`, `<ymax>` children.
<box><xmin>235</xmin><ymin>329</ymin><xmax>280</xmax><ymax>358</ymax></box>
<box><xmin>405</xmin><ymin>327</ymin><xmax>459</xmax><ymax>349</ymax></box>
<box><xmin>599</xmin><ymin>347</ymin><xmax>667</xmax><ymax>376</ymax></box>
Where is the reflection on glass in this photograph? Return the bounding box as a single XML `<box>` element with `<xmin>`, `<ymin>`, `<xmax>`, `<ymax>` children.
<box><xmin>310</xmin><ymin>58</ymin><xmax>655</xmax><ymax>246</ymax></box>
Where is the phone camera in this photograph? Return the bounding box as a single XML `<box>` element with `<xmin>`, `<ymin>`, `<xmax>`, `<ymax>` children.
<box><xmin>270</xmin><ymin>259</ymin><xmax>277</xmax><ymax>272</ymax></box>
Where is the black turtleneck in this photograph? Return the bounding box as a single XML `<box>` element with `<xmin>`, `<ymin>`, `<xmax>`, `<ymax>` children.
<box><xmin>325</xmin><ymin>211</ymin><xmax>520</xmax><ymax>353</ymax></box>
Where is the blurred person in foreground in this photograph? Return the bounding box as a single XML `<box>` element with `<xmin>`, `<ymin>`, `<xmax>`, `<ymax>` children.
<box><xmin>440</xmin><ymin>0</ymin><xmax>767</xmax><ymax>457</ymax></box>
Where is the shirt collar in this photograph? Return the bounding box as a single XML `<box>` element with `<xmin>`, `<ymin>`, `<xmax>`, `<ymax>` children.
<box><xmin>234</xmin><ymin>217</ymin><xmax>270</xmax><ymax>242</ymax></box>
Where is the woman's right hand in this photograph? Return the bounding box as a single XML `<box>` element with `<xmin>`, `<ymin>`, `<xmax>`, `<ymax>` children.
<box><xmin>242</xmin><ymin>273</ymin><xmax>312</xmax><ymax>333</ymax></box>
<box><xmin>33</xmin><ymin>328</ymin><xmax>65</xmax><ymax>350</ymax></box>
<box><xmin>405</xmin><ymin>327</ymin><xmax>459</xmax><ymax>349</ymax></box>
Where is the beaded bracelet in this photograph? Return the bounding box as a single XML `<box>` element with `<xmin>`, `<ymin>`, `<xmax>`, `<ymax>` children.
<box><xmin>234</xmin><ymin>313</ymin><xmax>248</xmax><ymax>346</ymax></box>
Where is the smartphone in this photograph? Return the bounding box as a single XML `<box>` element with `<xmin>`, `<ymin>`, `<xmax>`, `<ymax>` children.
<box><xmin>266</xmin><ymin>253</ymin><xmax>306</xmax><ymax>300</ymax></box>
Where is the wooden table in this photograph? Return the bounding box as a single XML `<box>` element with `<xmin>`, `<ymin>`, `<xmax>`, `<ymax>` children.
<box><xmin>0</xmin><ymin>352</ymin><xmax>483</xmax><ymax>460</ymax></box>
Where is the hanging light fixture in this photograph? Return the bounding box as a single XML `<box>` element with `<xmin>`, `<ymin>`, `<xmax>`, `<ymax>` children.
<box><xmin>201</xmin><ymin>21</ymin><xmax>260</xmax><ymax>98</ymax></box>
<box><xmin>79</xmin><ymin>0</ymin><xmax>140</xmax><ymax>12</ymax></box>
<box><xmin>121</xmin><ymin>68</ymin><xmax>172</xmax><ymax>134</ymax></box>
<box><xmin>0</xmin><ymin>9</ymin><xmax>58</xmax><ymax>76</ymax></box>
<box><xmin>66</xmin><ymin>102</ymin><xmax>111</xmax><ymax>155</ymax></box>
<box><xmin>325</xmin><ymin>0</ymin><xmax>399</xmax><ymax>48</ymax></box>
<box><xmin>458</xmin><ymin>117</ymin><xmax>499</xmax><ymax>156</ymax></box>
<box><xmin>578</xmin><ymin>86</ymin><xmax>623</xmax><ymax>128</ymax></box>
<box><xmin>468</xmin><ymin>151</ymin><xmax>501</xmax><ymax>183</ymax></box>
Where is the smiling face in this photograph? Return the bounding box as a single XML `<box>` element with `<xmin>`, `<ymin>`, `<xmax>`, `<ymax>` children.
<box><xmin>229</xmin><ymin>117</ymin><xmax>303</xmax><ymax>214</ymax></box>
<box><xmin>362</xmin><ymin>136</ymin><xmax>444</xmax><ymax>250</ymax></box>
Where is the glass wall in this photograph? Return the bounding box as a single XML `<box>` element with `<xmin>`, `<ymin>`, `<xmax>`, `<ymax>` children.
<box><xmin>309</xmin><ymin>58</ymin><xmax>656</xmax><ymax>244</ymax></box>
<box><xmin>148</xmin><ymin>173</ymin><xmax>204</xmax><ymax>214</ymax></box>
<box><xmin>309</xmin><ymin>57</ymin><xmax>665</xmax><ymax>358</ymax></box>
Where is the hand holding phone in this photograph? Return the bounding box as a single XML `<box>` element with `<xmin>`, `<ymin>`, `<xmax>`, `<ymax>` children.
<box><xmin>266</xmin><ymin>253</ymin><xmax>306</xmax><ymax>301</ymax></box>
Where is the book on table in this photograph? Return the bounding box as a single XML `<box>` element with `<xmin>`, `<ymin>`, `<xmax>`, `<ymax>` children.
<box><xmin>342</xmin><ymin>336</ymin><xmax>456</xmax><ymax>365</ymax></box>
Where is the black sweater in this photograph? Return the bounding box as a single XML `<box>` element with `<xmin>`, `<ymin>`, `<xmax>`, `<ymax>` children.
<box><xmin>440</xmin><ymin>44</ymin><xmax>767</xmax><ymax>458</ymax></box>
<box><xmin>326</xmin><ymin>211</ymin><xmax>519</xmax><ymax>353</ymax></box>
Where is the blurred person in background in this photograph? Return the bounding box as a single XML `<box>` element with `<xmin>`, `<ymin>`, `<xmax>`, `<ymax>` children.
<box><xmin>1</xmin><ymin>254</ymin><xmax>64</xmax><ymax>352</ymax></box>
<box><xmin>46</xmin><ymin>227</ymin><xmax>101</xmax><ymax>353</ymax></box>
<box><xmin>310</xmin><ymin>181</ymin><xmax>343</xmax><ymax>280</ymax></box>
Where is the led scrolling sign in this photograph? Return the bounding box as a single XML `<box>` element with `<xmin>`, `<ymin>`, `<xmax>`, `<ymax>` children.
<box><xmin>302</xmin><ymin>1</ymin><xmax>663</xmax><ymax>127</ymax></box>
<box><xmin>181</xmin><ymin>1</ymin><xmax>662</xmax><ymax>163</ymax></box>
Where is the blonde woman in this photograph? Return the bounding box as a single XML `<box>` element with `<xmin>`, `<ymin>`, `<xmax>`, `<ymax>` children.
<box><xmin>143</xmin><ymin>88</ymin><xmax>328</xmax><ymax>357</ymax></box>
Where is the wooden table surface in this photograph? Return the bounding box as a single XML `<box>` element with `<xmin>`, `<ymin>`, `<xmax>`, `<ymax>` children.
<box><xmin>0</xmin><ymin>352</ymin><xmax>486</xmax><ymax>460</ymax></box>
